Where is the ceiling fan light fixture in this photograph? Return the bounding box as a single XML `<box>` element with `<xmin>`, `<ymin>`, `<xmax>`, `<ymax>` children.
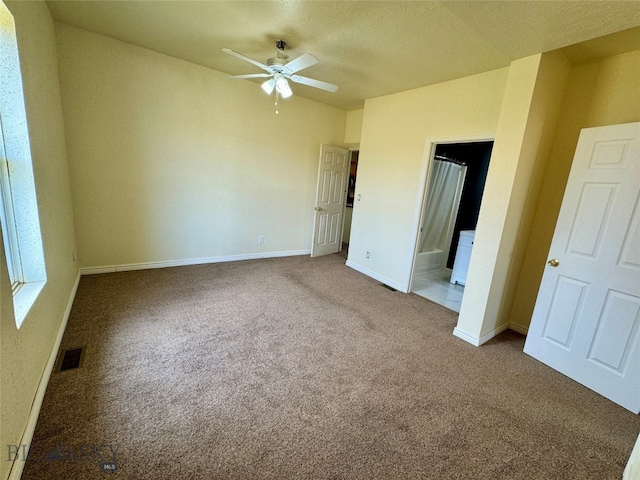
<box><xmin>223</xmin><ymin>44</ymin><xmax>337</xmax><ymax>114</ymax></box>
<box><xmin>261</xmin><ymin>78</ymin><xmax>276</xmax><ymax>95</ymax></box>
<box><xmin>276</xmin><ymin>76</ymin><xmax>293</xmax><ymax>99</ymax></box>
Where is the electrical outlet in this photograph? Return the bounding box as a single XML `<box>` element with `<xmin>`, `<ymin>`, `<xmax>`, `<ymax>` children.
<box><xmin>258</xmin><ymin>236</ymin><xmax>265</xmax><ymax>244</ymax></box>
<box><xmin>366</xmin><ymin>251</ymin><xmax>370</xmax><ymax>259</ymax></box>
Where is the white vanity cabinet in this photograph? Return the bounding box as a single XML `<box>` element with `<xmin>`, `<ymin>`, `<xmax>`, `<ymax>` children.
<box><xmin>450</xmin><ymin>230</ymin><xmax>475</xmax><ymax>286</ymax></box>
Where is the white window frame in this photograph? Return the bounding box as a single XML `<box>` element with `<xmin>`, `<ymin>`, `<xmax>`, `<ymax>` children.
<box><xmin>0</xmin><ymin>0</ymin><xmax>47</xmax><ymax>327</ymax></box>
<box><xmin>0</xmin><ymin>114</ymin><xmax>24</xmax><ymax>291</ymax></box>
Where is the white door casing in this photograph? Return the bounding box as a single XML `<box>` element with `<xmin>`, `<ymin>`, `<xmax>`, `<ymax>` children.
<box><xmin>524</xmin><ymin>122</ymin><xmax>640</xmax><ymax>413</ymax></box>
<box><xmin>311</xmin><ymin>145</ymin><xmax>349</xmax><ymax>257</ymax></box>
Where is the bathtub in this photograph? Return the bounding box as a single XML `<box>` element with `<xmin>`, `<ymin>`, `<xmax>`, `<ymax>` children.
<box><xmin>413</xmin><ymin>249</ymin><xmax>446</xmax><ymax>275</ymax></box>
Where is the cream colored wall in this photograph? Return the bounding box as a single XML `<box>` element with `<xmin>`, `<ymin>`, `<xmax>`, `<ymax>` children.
<box><xmin>509</xmin><ymin>49</ymin><xmax>640</xmax><ymax>331</ymax></box>
<box><xmin>456</xmin><ymin>52</ymin><xmax>570</xmax><ymax>342</ymax></box>
<box><xmin>54</xmin><ymin>24</ymin><xmax>346</xmax><ymax>270</ymax></box>
<box><xmin>347</xmin><ymin>68</ymin><xmax>508</xmax><ymax>288</ymax></box>
<box><xmin>345</xmin><ymin>108</ymin><xmax>363</xmax><ymax>147</ymax></box>
<box><xmin>1</xmin><ymin>2</ymin><xmax>78</xmax><ymax>480</ymax></box>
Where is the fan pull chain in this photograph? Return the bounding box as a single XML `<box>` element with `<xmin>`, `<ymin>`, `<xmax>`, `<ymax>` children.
<box><xmin>275</xmin><ymin>90</ymin><xmax>279</xmax><ymax>114</ymax></box>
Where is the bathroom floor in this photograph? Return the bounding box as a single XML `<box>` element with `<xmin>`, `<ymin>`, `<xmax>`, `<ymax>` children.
<box><xmin>411</xmin><ymin>268</ymin><xmax>465</xmax><ymax>312</ymax></box>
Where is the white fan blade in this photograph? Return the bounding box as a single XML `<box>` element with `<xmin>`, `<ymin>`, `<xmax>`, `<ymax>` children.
<box><xmin>229</xmin><ymin>73</ymin><xmax>272</xmax><ymax>79</ymax></box>
<box><xmin>222</xmin><ymin>48</ymin><xmax>271</xmax><ymax>72</ymax></box>
<box><xmin>290</xmin><ymin>75</ymin><xmax>338</xmax><ymax>93</ymax></box>
<box><xmin>284</xmin><ymin>53</ymin><xmax>319</xmax><ymax>74</ymax></box>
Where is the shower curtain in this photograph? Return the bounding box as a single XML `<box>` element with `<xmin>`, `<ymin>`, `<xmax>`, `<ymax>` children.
<box><xmin>419</xmin><ymin>159</ymin><xmax>466</xmax><ymax>253</ymax></box>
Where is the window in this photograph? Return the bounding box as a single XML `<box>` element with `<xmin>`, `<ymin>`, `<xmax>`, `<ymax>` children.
<box><xmin>0</xmin><ymin>0</ymin><xmax>46</xmax><ymax>327</ymax></box>
<box><xmin>0</xmin><ymin>114</ymin><xmax>22</xmax><ymax>290</ymax></box>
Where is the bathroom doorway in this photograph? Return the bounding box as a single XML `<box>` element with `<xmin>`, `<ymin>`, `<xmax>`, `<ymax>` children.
<box><xmin>410</xmin><ymin>141</ymin><xmax>493</xmax><ymax>311</ymax></box>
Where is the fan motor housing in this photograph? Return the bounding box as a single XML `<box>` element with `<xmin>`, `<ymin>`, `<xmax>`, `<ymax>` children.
<box><xmin>267</xmin><ymin>57</ymin><xmax>286</xmax><ymax>67</ymax></box>
<box><xmin>266</xmin><ymin>57</ymin><xmax>286</xmax><ymax>73</ymax></box>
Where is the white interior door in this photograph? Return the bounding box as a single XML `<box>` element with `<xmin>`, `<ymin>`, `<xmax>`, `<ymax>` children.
<box><xmin>524</xmin><ymin>122</ymin><xmax>640</xmax><ymax>413</ymax></box>
<box><xmin>311</xmin><ymin>144</ymin><xmax>348</xmax><ymax>257</ymax></box>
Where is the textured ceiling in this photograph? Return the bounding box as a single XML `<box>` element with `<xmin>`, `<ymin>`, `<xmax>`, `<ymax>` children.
<box><xmin>45</xmin><ymin>1</ymin><xmax>640</xmax><ymax>110</ymax></box>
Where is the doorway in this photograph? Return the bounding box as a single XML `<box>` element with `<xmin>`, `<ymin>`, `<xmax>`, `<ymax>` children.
<box><xmin>339</xmin><ymin>150</ymin><xmax>359</xmax><ymax>259</ymax></box>
<box><xmin>410</xmin><ymin>141</ymin><xmax>493</xmax><ymax>311</ymax></box>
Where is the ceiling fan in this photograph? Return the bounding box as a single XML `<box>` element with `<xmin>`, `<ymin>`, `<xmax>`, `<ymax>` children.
<box><xmin>222</xmin><ymin>40</ymin><xmax>338</xmax><ymax>112</ymax></box>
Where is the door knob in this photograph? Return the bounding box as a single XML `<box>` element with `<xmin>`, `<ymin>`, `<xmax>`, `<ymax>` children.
<box><xmin>547</xmin><ymin>259</ymin><xmax>559</xmax><ymax>267</ymax></box>
<box><xmin>315</xmin><ymin>207</ymin><xmax>323</xmax><ymax>211</ymax></box>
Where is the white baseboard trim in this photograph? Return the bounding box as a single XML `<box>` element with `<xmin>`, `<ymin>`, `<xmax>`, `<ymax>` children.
<box><xmin>479</xmin><ymin>323</ymin><xmax>509</xmax><ymax>344</ymax></box>
<box><xmin>452</xmin><ymin>327</ymin><xmax>481</xmax><ymax>346</ymax></box>
<box><xmin>9</xmin><ymin>269</ymin><xmax>81</xmax><ymax>480</ymax></box>
<box><xmin>80</xmin><ymin>250</ymin><xmax>312</xmax><ymax>275</ymax></box>
<box><xmin>345</xmin><ymin>260</ymin><xmax>405</xmax><ymax>292</ymax></box>
<box><xmin>453</xmin><ymin>322</ymin><xmax>510</xmax><ymax>347</ymax></box>
<box><xmin>508</xmin><ymin>323</ymin><xmax>529</xmax><ymax>335</ymax></box>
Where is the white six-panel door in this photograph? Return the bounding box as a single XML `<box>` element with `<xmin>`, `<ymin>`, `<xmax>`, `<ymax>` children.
<box><xmin>524</xmin><ymin>122</ymin><xmax>640</xmax><ymax>413</ymax></box>
<box><xmin>311</xmin><ymin>145</ymin><xmax>349</xmax><ymax>257</ymax></box>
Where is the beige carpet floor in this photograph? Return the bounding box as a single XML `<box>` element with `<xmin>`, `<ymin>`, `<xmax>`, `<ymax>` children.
<box><xmin>22</xmin><ymin>254</ymin><xmax>640</xmax><ymax>479</ymax></box>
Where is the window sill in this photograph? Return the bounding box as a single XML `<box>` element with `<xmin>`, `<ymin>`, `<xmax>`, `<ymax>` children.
<box><xmin>13</xmin><ymin>280</ymin><xmax>45</xmax><ymax>328</ymax></box>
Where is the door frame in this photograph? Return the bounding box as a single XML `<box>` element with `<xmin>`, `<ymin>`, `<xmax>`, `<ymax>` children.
<box><xmin>406</xmin><ymin>135</ymin><xmax>494</xmax><ymax>293</ymax></box>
